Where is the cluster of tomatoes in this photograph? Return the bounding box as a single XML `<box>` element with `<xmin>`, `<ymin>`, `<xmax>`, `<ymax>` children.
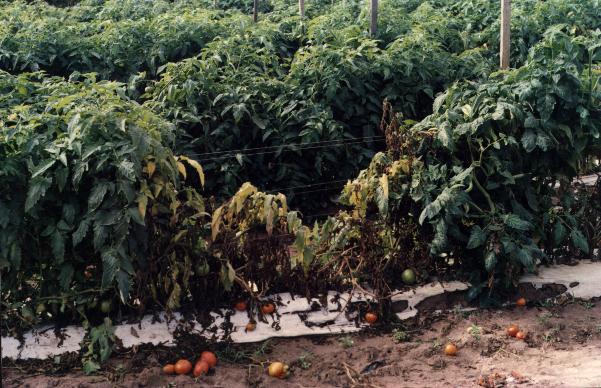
<box><xmin>163</xmin><ymin>351</ymin><xmax>218</xmax><ymax>378</ymax></box>
<box><xmin>506</xmin><ymin>324</ymin><xmax>527</xmax><ymax>340</ymax></box>
<box><xmin>507</xmin><ymin>297</ymin><xmax>528</xmax><ymax>340</ymax></box>
<box><xmin>234</xmin><ymin>300</ymin><xmax>276</xmax><ymax>332</ymax></box>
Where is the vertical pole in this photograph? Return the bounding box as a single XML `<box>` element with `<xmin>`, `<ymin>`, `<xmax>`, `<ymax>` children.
<box><xmin>213</xmin><ymin>0</ymin><xmax>217</xmax><ymax>8</ymax></box>
<box><xmin>253</xmin><ymin>0</ymin><xmax>258</xmax><ymax>22</ymax></box>
<box><xmin>299</xmin><ymin>0</ymin><xmax>305</xmax><ymax>18</ymax></box>
<box><xmin>500</xmin><ymin>0</ymin><xmax>511</xmax><ymax>69</ymax></box>
<box><xmin>370</xmin><ymin>0</ymin><xmax>378</xmax><ymax>37</ymax></box>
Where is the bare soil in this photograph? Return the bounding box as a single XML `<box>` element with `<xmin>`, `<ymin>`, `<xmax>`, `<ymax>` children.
<box><xmin>3</xmin><ymin>301</ymin><xmax>601</xmax><ymax>388</ymax></box>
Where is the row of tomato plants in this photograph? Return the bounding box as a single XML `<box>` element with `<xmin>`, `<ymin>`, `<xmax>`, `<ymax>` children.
<box><xmin>2</xmin><ymin>24</ymin><xmax>599</xmax><ymax>343</ymax></box>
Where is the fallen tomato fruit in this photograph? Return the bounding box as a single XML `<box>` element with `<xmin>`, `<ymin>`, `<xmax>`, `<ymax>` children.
<box><xmin>516</xmin><ymin>298</ymin><xmax>526</xmax><ymax>307</ymax></box>
<box><xmin>193</xmin><ymin>360</ymin><xmax>210</xmax><ymax>377</ymax></box>
<box><xmin>200</xmin><ymin>351</ymin><xmax>218</xmax><ymax>368</ymax></box>
<box><xmin>246</xmin><ymin>322</ymin><xmax>256</xmax><ymax>332</ymax></box>
<box><xmin>506</xmin><ymin>324</ymin><xmax>519</xmax><ymax>337</ymax></box>
<box><xmin>163</xmin><ymin>364</ymin><xmax>175</xmax><ymax>375</ymax></box>
<box><xmin>174</xmin><ymin>359</ymin><xmax>193</xmax><ymax>375</ymax></box>
<box><xmin>234</xmin><ymin>301</ymin><xmax>247</xmax><ymax>311</ymax></box>
<box><xmin>268</xmin><ymin>361</ymin><xmax>289</xmax><ymax>379</ymax></box>
<box><xmin>444</xmin><ymin>343</ymin><xmax>458</xmax><ymax>356</ymax></box>
<box><xmin>516</xmin><ymin>331</ymin><xmax>526</xmax><ymax>340</ymax></box>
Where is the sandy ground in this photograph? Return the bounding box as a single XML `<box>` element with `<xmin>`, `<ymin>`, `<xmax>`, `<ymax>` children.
<box><xmin>3</xmin><ymin>300</ymin><xmax>601</xmax><ymax>388</ymax></box>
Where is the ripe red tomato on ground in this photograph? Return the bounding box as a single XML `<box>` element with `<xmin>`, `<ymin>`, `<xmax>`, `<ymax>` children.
<box><xmin>163</xmin><ymin>364</ymin><xmax>175</xmax><ymax>375</ymax></box>
<box><xmin>193</xmin><ymin>360</ymin><xmax>210</xmax><ymax>377</ymax></box>
<box><xmin>200</xmin><ymin>351</ymin><xmax>218</xmax><ymax>368</ymax></box>
<box><xmin>506</xmin><ymin>325</ymin><xmax>519</xmax><ymax>337</ymax></box>
<box><xmin>364</xmin><ymin>312</ymin><xmax>378</xmax><ymax>324</ymax></box>
<box><xmin>444</xmin><ymin>343</ymin><xmax>458</xmax><ymax>356</ymax></box>
<box><xmin>174</xmin><ymin>359</ymin><xmax>192</xmax><ymax>375</ymax></box>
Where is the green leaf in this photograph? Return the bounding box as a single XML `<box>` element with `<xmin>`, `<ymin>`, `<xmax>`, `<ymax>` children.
<box><xmin>502</xmin><ymin>214</ymin><xmax>532</xmax><ymax>231</ymax></box>
<box><xmin>25</xmin><ymin>177</ymin><xmax>52</xmax><ymax>212</ymax></box>
<box><xmin>31</xmin><ymin>159</ymin><xmax>56</xmax><ymax>179</ymax></box>
<box><xmin>437</xmin><ymin>123</ymin><xmax>453</xmax><ymax>150</ymax></box>
<box><xmin>73</xmin><ymin>218</ymin><xmax>91</xmax><ymax>246</ymax></box>
<box><xmin>467</xmin><ymin>226</ymin><xmax>487</xmax><ymax>249</ymax></box>
<box><xmin>116</xmin><ymin>270</ymin><xmax>131</xmax><ymax>303</ymax></box>
<box><xmin>430</xmin><ymin>220</ymin><xmax>448</xmax><ymax>255</ymax></box>
<box><xmin>166</xmin><ymin>282</ymin><xmax>181</xmax><ymax>309</ymax></box>
<box><xmin>514</xmin><ymin>248</ymin><xmax>534</xmax><ymax>270</ymax></box>
<box><xmin>570</xmin><ymin>229</ymin><xmax>589</xmax><ymax>253</ymax></box>
<box><xmin>251</xmin><ymin>115</ymin><xmax>267</xmax><ymax>129</ymax></box>
<box><xmin>553</xmin><ymin>222</ymin><xmax>566</xmax><ymax>245</ymax></box>
<box><xmin>83</xmin><ymin>359</ymin><xmax>100</xmax><ymax>375</ymax></box>
<box><xmin>88</xmin><ymin>182</ymin><xmax>111</xmax><ymax>211</ymax></box>
<box><xmin>117</xmin><ymin>160</ymin><xmax>135</xmax><ymax>181</ymax></box>
<box><xmin>521</xmin><ymin>130</ymin><xmax>537</xmax><ymax>152</ymax></box>
<box><xmin>101</xmin><ymin>251</ymin><xmax>119</xmax><ymax>289</ymax></box>
<box><xmin>484</xmin><ymin>251</ymin><xmax>497</xmax><ymax>272</ymax></box>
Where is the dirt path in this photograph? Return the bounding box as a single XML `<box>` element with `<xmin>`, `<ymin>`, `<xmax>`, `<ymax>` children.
<box><xmin>3</xmin><ymin>301</ymin><xmax>601</xmax><ymax>387</ymax></box>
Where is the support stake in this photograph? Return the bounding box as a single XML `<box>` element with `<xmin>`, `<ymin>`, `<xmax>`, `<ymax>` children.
<box><xmin>370</xmin><ymin>0</ymin><xmax>378</xmax><ymax>37</ymax></box>
<box><xmin>500</xmin><ymin>0</ymin><xmax>511</xmax><ymax>69</ymax></box>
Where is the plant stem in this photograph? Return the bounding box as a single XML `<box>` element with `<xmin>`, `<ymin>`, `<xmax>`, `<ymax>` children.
<box><xmin>472</xmin><ymin>171</ymin><xmax>495</xmax><ymax>213</ymax></box>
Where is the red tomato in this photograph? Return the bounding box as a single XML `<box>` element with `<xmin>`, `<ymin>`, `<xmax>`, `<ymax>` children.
<box><xmin>200</xmin><ymin>351</ymin><xmax>218</xmax><ymax>368</ymax></box>
<box><xmin>193</xmin><ymin>360</ymin><xmax>210</xmax><ymax>377</ymax></box>
<box><xmin>444</xmin><ymin>343</ymin><xmax>458</xmax><ymax>356</ymax></box>
<box><xmin>261</xmin><ymin>303</ymin><xmax>276</xmax><ymax>314</ymax></box>
<box><xmin>174</xmin><ymin>359</ymin><xmax>192</xmax><ymax>375</ymax></box>
<box><xmin>364</xmin><ymin>312</ymin><xmax>378</xmax><ymax>324</ymax></box>
<box><xmin>506</xmin><ymin>325</ymin><xmax>519</xmax><ymax>337</ymax></box>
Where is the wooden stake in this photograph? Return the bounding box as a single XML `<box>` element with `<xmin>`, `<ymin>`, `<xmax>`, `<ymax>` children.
<box><xmin>500</xmin><ymin>0</ymin><xmax>511</xmax><ymax>69</ymax></box>
<box><xmin>370</xmin><ymin>0</ymin><xmax>378</xmax><ymax>37</ymax></box>
<box><xmin>299</xmin><ymin>0</ymin><xmax>305</xmax><ymax>18</ymax></box>
<box><xmin>253</xmin><ymin>0</ymin><xmax>258</xmax><ymax>22</ymax></box>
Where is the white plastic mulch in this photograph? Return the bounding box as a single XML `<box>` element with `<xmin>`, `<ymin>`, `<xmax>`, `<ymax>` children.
<box><xmin>1</xmin><ymin>281</ymin><xmax>468</xmax><ymax>360</ymax></box>
<box><xmin>3</xmin><ymin>260</ymin><xmax>601</xmax><ymax>361</ymax></box>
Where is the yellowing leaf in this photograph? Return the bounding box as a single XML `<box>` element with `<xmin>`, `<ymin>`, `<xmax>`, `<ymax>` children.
<box><xmin>276</xmin><ymin>193</ymin><xmax>288</xmax><ymax>215</ymax></box>
<box><xmin>379</xmin><ymin>174</ymin><xmax>389</xmax><ymax>200</ymax></box>
<box><xmin>146</xmin><ymin>161</ymin><xmax>156</xmax><ymax>177</ymax></box>
<box><xmin>461</xmin><ymin>104</ymin><xmax>473</xmax><ymax>117</ymax></box>
<box><xmin>179</xmin><ymin>156</ymin><xmax>204</xmax><ymax>187</ymax></box>
<box><xmin>137</xmin><ymin>195</ymin><xmax>148</xmax><ymax>220</ymax></box>
<box><xmin>176</xmin><ymin>161</ymin><xmax>187</xmax><ymax>180</ymax></box>
<box><xmin>211</xmin><ymin>207</ymin><xmax>223</xmax><ymax>241</ymax></box>
<box><xmin>153</xmin><ymin>183</ymin><xmax>163</xmax><ymax>199</ymax></box>
<box><xmin>234</xmin><ymin>182</ymin><xmax>256</xmax><ymax>214</ymax></box>
<box><xmin>264</xmin><ymin>195</ymin><xmax>274</xmax><ymax>236</ymax></box>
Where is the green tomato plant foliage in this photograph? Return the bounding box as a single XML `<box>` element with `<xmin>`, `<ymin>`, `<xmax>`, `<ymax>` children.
<box><xmin>0</xmin><ymin>0</ymin><xmax>600</xmax><ymax>373</ymax></box>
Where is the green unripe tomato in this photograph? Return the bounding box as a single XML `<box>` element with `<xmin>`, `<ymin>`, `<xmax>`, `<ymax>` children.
<box><xmin>100</xmin><ymin>300</ymin><xmax>111</xmax><ymax>314</ymax></box>
<box><xmin>401</xmin><ymin>269</ymin><xmax>416</xmax><ymax>285</ymax></box>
